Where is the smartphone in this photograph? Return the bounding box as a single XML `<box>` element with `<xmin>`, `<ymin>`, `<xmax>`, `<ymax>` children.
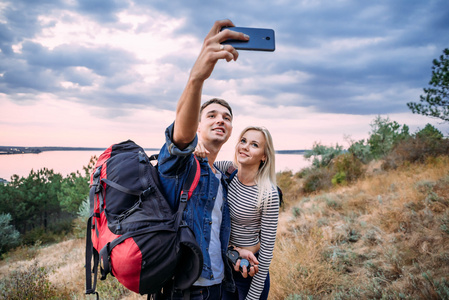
<box><xmin>220</xmin><ymin>27</ymin><xmax>275</xmax><ymax>52</ymax></box>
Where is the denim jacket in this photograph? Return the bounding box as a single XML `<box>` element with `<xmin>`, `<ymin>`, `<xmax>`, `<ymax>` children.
<box><xmin>157</xmin><ymin>123</ymin><xmax>234</xmax><ymax>291</ymax></box>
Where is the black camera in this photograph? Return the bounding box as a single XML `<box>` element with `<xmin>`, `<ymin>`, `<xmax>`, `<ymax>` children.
<box><xmin>226</xmin><ymin>248</ymin><xmax>251</xmax><ymax>272</ymax></box>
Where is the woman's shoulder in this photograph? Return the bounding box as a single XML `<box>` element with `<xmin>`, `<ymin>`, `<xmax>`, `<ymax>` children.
<box><xmin>265</xmin><ymin>184</ymin><xmax>279</xmax><ymax>199</ymax></box>
<box><xmin>270</xmin><ymin>183</ymin><xmax>279</xmax><ymax>193</ymax></box>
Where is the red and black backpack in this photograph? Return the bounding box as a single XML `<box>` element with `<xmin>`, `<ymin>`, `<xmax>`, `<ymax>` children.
<box><xmin>85</xmin><ymin>140</ymin><xmax>203</xmax><ymax>297</ymax></box>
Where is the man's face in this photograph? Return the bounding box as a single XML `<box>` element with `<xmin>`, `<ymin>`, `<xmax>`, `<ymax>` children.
<box><xmin>197</xmin><ymin>103</ymin><xmax>233</xmax><ymax>146</ymax></box>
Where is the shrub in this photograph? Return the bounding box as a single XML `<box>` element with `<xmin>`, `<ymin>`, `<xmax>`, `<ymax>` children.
<box><xmin>441</xmin><ymin>212</ymin><xmax>449</xmax><ymax>235</ymax></box>
<box><xmin>277</xmin><ymin>171</ymin><xmax>294</xmax><ymax>192</ymax></box>
<box><xmin>302</xmin><ymin>167</ymin><xmax>334</xmax><ymax>193</ymax></box>
<box><xmin>331</xmin><ymin>153</ymin><xmax>365</xmax><ymax>184</ymax></box>
<box><xmin>47</xmin><ymin>218</ymin><xmax>73</xmax><ymax>235</ymax></box>
<box><xmin>96</xmin><ymin>275</ymin><xmax>130</xmax><ymax>299</ymax></box>
<box><xmin>332</xmin><ymin>171</ymin><xmax>347</xmax><ymax>186</ymax></box>
<box><xmin>1</xmin><ymin>244</ymin><xmax>40</xmax><ymax>261</ymax></box>
<box><xmin>0</xmin><ymin>260</ymin><xmax>58</xmax><ymax>299</ymax></box>
<box><xmin>415</xmin><ymin>123</ymin><xmax>444</xmax><ymax>140</ymax></box>
<box><xmin>21</xmin><ymin>227</ymin><xmax>57</xmax><ymax>246</ymax></box>
<box><xmin>72</xmin><ymin>197</ymin><xmax>90</xmax><ymax>238</ymax></box>
<box><xmin>294</xmin><ymin>167</ymin><xmax>312</xmax><ymax>180</ymax></box>
<box><xmin>292</xmin><ymin>207</ymin><xmax>302</xmax><ymax>218</ymax></box>
<box><xmin>304</xmin><ymin>142</ymin><xmax>345</xmax><ymax>168</ymax></box>
<box><xmin>368</xmin><ymin>116</ymin><xmax>410</xmax><ymax>159</ymax></box>
<box><xmin>408</xmin><ymin>271</ymin><xmax>449</xmax><ymax>299</ymax></box>
<box><xmin>348</xmin><ymin>138</ymin><xmax>373</xmax><ymax>164</ymax></box>
<box><xmin>0</xmin><ymin>213</ymin><xmax>20</xmax><ymax>255</ymax></box>
<box><xmin>382</xmin><ymin>136</ymin><xmax>449</xmax><ymax>170</ymax></box>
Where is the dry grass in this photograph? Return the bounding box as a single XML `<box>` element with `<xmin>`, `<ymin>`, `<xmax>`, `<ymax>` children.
<box><xmin>1</xmin><ymin>156</ymin><xmax>448</xmax><ymax>299</ymax></box>
<box><xmin>270</xmin><ymin>226</ymin><xmax>341</xmax><ymax>298</ymax></box>
<box><xmin>0</xmin><ymin>239</ymin><xmax>86</xmax><ymax>298</ymax></box>
<box><xmin>271</xmin><ymin>156</ymin><xmax>449</xmax><ymax>299</ymax></box>
<box><xmin>0</xmin><ymin>237</ymin><xmax>146</xmax><ymax>299</ymax></box>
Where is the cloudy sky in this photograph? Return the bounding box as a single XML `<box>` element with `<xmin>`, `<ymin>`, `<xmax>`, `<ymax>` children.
<box><xmin>1</xmin><ymin>0</ymin><xmax>448</xmax><ymax>153</ymax></box>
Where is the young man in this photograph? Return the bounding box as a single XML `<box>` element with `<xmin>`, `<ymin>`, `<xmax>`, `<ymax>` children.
<box><xmin>156</xmin><ymin>20</ymin><xmax>250</xmax><ymax>299</ymax></box>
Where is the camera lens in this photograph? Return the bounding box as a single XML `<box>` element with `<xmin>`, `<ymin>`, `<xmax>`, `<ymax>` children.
<box><xmin>239</xmin><ymin>258</ymin><xmax>250</xmax><ymax>272</ymax></box>
<box><xmin>265</xmin><ymin>37</ymin><xmax>270</xmax><ymax>40</ymax></box>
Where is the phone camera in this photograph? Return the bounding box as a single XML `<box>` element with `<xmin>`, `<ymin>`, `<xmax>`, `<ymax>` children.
<box><xmin>265</xmin><ymin>37</ymin><xmax>271</xmax><ymax>40</ymax></box>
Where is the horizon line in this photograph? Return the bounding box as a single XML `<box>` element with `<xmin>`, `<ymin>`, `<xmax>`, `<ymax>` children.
<box><xmin>0</xmin><ymin>146</ymin><xmax>309</xmax><ymax>154</ymax></box>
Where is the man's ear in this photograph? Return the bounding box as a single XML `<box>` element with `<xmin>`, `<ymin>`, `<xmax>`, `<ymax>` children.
<box><xmin>197</xmin><ymin>120</ymin><xmax>202</xmax><ymax>134</ymax></box>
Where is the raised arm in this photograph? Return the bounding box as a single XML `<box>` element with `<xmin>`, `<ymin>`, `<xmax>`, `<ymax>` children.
<box><xmin>173</xmin><ymin>19</ymin><xmax>249</xmax><ymax>149</ymax></box>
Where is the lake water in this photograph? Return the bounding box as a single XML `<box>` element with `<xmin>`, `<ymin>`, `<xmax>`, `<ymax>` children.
<box><xmin>0</xmin><ymin>150</ymin><xmax>311</xmax><ymax>180</ymax></box>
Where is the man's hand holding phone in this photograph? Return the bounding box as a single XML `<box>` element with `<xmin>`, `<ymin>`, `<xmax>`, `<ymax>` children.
<box><xmin>189</xmin><ymin>20</ymin><xmax>274</xmax><ymax>84</ymax></box>
<box><xmin>189</xmin><ymin>19</ymin><xmax>249</xmax><ymax>83</ymax></box>
<box><xmin>220</xmin><ymin>26</ymin><xmax>275</xmax><ymax>52</ymax></box>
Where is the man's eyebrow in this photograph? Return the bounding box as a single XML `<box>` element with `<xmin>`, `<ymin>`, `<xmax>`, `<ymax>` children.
<box><xmin>206</xmin><ymin>110</ymin><xmax>233</xmax><ymax>119</ymax></box>
<box><xmin>223</xmin><ymin>112</ymin><xmax>232</xmax><ymax>119</ymax></box>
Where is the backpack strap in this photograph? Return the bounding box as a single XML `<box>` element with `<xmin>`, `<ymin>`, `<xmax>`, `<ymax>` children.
<box><xmin>85</xmin><ymin>216</ymin><xmax>99</xmax><ymax>300</ymax></box>
<box><xmin>224</xmin><ymin>164</ymin><xmax>238</xmax><ymax>183</ymax></box>
<box><xmin>85</xmin><ymin>168</ymin><xmax>101</xmax><ymax>299</ymax></box>
<box><xmin>228</xmin><ymin>169</ymin><xmax>238</xmax><ymax>182</ymax></box>
<box><xmin>177</xmin><ymin>156</ymin><xmax>201</xmax><ymax>215</ymax></box>
<box><xmin>277</xmin><ymin>186</ymin><xmax>284</xmax><ymax>208</ymax></box>
<box><xmin>100</xmin><ymin>178</ymin><xmax>143</xmax><ymax>196</ymax></box>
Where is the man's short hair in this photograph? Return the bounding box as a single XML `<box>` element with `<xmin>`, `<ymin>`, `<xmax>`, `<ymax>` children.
<box><xmin>199</xmin><ymin>98</ymin><xmax>233</xmax><ymax>121</ymax></box>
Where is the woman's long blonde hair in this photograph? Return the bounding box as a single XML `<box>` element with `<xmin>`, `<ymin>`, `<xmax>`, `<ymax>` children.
<box><xmin>233</xmin><ymin>126</ymin><xmax>277</xmax><ymax>210</ymax></box>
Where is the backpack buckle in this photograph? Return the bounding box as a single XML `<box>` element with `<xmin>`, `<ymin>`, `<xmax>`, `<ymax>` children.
<box><xmin>138</xmin><ymin>151</ymin><xmax>149</xmax><ymax>164</ymax></box>
<box><xmin>93</xmin><ymin>166</ymin><xmax>102</xmax><ymax>178</ymax></box>
<box><xmin>180</xmin><ymin>192</ymin><xmax>188</xmax><ymax>203</ymax></box>
<box><xmin>99</xmin><ymin>243</ymin><xmax>112</xmax><ymax>280</ymax></box>
<box><xmin>142</xmin><ymin>186</ymin><xmax>154</xmax><ymax>198</ymax></box>
<box><xmin>92</xmin><ymin>166</ymin><xmax>103</xmax><ymax>193</ymax></box>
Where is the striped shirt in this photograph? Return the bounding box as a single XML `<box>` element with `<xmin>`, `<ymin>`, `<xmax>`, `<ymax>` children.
<box><xmin>215</xmin><ymin>161</ymin><xmax>279</xmax><ymax>300</ymax></box>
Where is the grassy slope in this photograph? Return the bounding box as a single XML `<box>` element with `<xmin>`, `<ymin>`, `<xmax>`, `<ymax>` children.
<box><xmin>1</xmin><ymin>157</ymin><xmax>448</xmax><ymax>299</ymax></box>
<box><xmin>271</xmin><ymin>156</ymin><xmax>449</xmax><ymax>299</ymax></box>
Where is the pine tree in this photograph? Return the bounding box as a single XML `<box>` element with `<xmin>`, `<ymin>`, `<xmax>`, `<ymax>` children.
<box><xmin>407</xmin><ymin>48</ymin><xmax>449</xmax><ymax>122</ymax></box>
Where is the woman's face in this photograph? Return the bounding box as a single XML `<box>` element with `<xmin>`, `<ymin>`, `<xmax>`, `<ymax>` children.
<box><xmin>236</xmin><ymin>129</ymin><xmax>267</xmax><ymax>167</ymax></box>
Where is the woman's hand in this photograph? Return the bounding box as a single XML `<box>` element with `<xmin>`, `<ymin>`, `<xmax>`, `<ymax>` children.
<box><xmin>194</xmin><ymin>141</ymin><xmax>210</xmax><ymax>158</ymax></box>
<box><xmin>235</xmin><ymin>247</ymin><xmax>259</xmax><ymax>278</ymax></box>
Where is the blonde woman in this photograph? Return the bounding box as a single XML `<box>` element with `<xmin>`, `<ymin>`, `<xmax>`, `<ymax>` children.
<box><xmin>196</xmin><ymin>126</ymin><xmax>279</xmax><ymax>300</ymax></box>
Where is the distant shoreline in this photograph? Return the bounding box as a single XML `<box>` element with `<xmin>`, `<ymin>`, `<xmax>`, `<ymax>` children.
<box><xmin>0</xmin><ymin>146</ymin><xmax>307</xmax><ymax>155</ymax></box>
<box><xmin>276</xmin><ymin>150</ymin><xmax>307</xmax><ymax>155</ymax></box>
<box><xmin>0</xmin><ymin>146</ymin><xmax>160</xmax><ymax>155</ymax></box>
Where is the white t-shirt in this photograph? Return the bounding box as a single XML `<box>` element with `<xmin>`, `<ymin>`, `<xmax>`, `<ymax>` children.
<box><xmin>194</xmin><ymin>171</ymin><xmax>224</xmax><ymax>286</ymax></box>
